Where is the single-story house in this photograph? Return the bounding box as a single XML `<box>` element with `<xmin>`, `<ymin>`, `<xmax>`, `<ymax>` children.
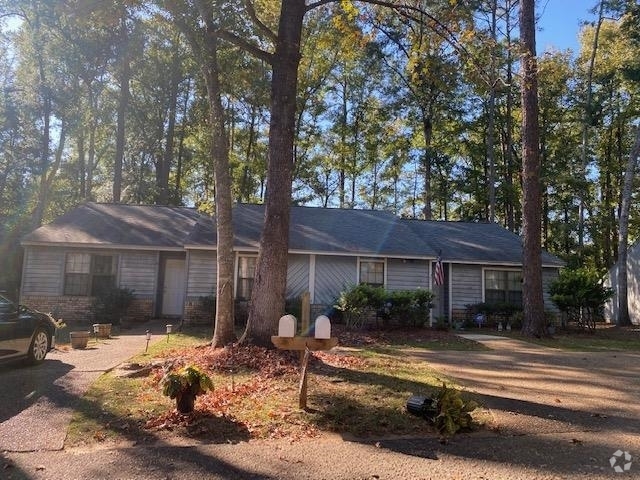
<box><xmin>604</xmin><ymin>242</ymin><xmax>640</xmax><ymax>325</ymax></box>
<box><xmin>19</xmin><ymin>202</ymin><xmax>564</xmax><ymax>325</ymax></box>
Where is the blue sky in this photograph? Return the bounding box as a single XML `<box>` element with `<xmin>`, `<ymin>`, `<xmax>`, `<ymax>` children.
<box><xmin>537</xmin><ymin>0</ymin><xmax>599</xmax><ymax>54</ymax></box>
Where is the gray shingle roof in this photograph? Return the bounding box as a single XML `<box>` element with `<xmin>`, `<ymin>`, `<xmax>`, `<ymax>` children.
<box><xmin>404</xmin><ymin>219</ymin><xmax>564</xmax><ymax>266</ymax></box>
<box><xmin>22</xmin><ymin>202</ymin><xmax>564</xmax><ymax>267</ymax></box>
<box><xmin>187</xmin><ymin>204</ymin><xmax>437</xmax><ymax>256</ymax></box>
<box><xmin>21</xmin><ymin>203</ymin><xmax>201</xmax><ymax>248</ymax></box>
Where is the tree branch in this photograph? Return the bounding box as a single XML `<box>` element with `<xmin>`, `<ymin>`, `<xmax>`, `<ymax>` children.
<box><xmin>217</xmin><ymin>29</ymin><xmax>274</xmax><ymax>65</ymax></box>
<box><xmin>242</xmin><ymin>0</ymin><xmax>277</xmax><ymax>44</ymax></box>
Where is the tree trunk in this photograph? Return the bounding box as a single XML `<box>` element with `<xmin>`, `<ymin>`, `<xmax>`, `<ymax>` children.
<box><xmin>578</xmin><ymin>1</ymin><xmax>605</xmax><ymax>252</ymax></box>
<box><xmin>519</xmin><ymin>0</ymin><xmax>546</xmax><ymax>337</ymax></box>
<box><xmin>421</xmin><ymin>113</ymin><xmax>433</xmax><ymax>220</ymax></box>
<box><xmin>486</xmin><ymin>0</ymin><xmax>497</xmax><ymax>224</ymax></box>
<box><xmin>616</xmin><ymin>126</ymin><xmax>640</xmax><ymax>327</ymax></box>
<box><xmin>157</xmin><ymin>44</ymin><xmax>181</xmax><ymax>206</ymax></box>
<box><xmin>194</xmin><ymin>4</ymin><xmax>236</xmax><ymax>347</ymax></box>
<box><xmin>114</xmin><ymin>17</ymin><xmax>130</xmax><ymax>204</ymax></box>
<box><xmin>242</xmin><ymin>0</ymin><xmax>305</xmax><ymax>346</ymax></box>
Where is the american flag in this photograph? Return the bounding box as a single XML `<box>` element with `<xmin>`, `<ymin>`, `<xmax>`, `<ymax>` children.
<box><xmin>433</xmin><ymin>256</ymin><xmax>444</xmax><ymax>286</ymax></box>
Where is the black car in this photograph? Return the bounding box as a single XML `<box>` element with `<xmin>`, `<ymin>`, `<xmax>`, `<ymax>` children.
<box><xmin>0</xmin><ymin>294</ymin><xmax>58</xmax><ymax>364</ymax></box>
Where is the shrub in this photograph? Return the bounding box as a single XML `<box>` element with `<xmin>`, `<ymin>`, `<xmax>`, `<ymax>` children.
<box><xmin>335</xmin><ymin>284</ymin><xmax>385</xmax><ymax>329</ymax></box>
<box><xmin>336</xmin><ymin>285</ymin><xmax>434</xmax><ymax>329</ymax></box>
<box><xmin>549</xmin><ymin>267</ymin><xmax>613</xmax><ymax>331</ymax></box>
<box><xmin>90</xmin><ymin>286</ymin><xmax>135</xmax><ymax>325</ymax></box>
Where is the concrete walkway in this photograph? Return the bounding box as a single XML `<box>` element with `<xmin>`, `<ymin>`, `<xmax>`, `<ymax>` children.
<box><xmin>0</xmin><ymin>320</ymin><xmax>168</xmax><ymax>452</ymax></box>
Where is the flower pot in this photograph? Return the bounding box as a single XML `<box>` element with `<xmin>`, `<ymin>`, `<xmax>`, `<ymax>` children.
<box><xmin>176</xmin><ymin>393</ymin><xmax>196</xmax><ymax>414</ymax></box>
<box><xmin>93</xmin><ymin>323</ymin><xmax>112</xmax><ymax>339</ymax></box>
<box><xmin>70</xmin><ymin>331</ymin><xmax>90</xmax><ymax>349</ymax></box>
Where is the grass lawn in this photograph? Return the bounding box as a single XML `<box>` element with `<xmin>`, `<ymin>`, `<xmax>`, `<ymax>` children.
<box><xmin>499</xmin><ymin>325</ymin><xmax>640</xmax><ymax>351</ymax></box>
<box><xmin>65</xmin><ymin>326</ymin><xmax>484</xmax><ymax>447</ymax></box>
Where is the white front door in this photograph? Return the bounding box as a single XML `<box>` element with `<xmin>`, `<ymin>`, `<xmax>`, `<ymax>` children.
<box><xmin>162</xmin><ymin>258</ymin><xmax>185</xmax><ymax>316</ymax></box>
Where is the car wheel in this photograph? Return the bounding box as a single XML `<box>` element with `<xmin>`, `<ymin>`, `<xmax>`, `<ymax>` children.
<box><xmin>28</xmin><ymin>328</ymin><xmax>50</xmax><ymax>364</ymax></box>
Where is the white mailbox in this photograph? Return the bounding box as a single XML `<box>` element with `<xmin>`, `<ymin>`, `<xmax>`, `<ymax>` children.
<box><xmin>314</xmin><ymin>315</ymin><xmax>331</xmax><ymax>339</ymax></box>
<box><xmin>278</xmin><ymin>314</ymin><xmax>297</xmax><ymax>337</ymax></box>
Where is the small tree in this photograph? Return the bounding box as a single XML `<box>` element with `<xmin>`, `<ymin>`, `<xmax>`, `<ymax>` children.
<box><xmin>549</xmin><ymin>268</ymin><xmax>613</xmax><ymax>331</ymax></box>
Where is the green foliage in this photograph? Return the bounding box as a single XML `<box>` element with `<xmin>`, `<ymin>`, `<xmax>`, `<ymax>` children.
<box><xmin>549</xmin><ymin>268</ymin><xmax>613</xmax><ymax>330</ymax></box>
<box><xmin>90</xmin><ymin>287</ymin><xmax>135</xmax><ymax>325</ymax></box>
<box><xmin>161</xmin><ymin>365</ymin><xmax>214</xmax><ymax>400</ymax></box>
<box><xmin>335</xmin><ymin>284</ymin><xmax>386</xmax><ymax>329</ymax></box>
<box><xmin>335</xmin><ymin>285</ymin><xmax>434</xmax><ymax>329</ymax></box>
<box><xmin>431</xmin><ymin>383</ymin><xmax>478</xmax><ymax>436</ymax></box>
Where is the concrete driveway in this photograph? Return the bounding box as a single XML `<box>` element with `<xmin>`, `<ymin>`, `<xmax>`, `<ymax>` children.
<box><xmin>0</xmin><ymin>321</ymin><xmax>166</xmax><ymax>452</ymax></box>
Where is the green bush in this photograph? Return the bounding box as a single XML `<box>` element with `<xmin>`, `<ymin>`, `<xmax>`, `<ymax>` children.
<box><xmin>549</xmin><ymin>267</ymin><xmax>613</xmax><ymax>331</ymax></box>
<box><xmin>335</xmin><ymin>284</ymin><xmax>385</xmax><ymax>329</ymax></box>
<box><xmin>335</xmin><ymin>285</ymin><xmax>434</xmax><ymax>329</ymax></box>
<box><xmin>90</xmin><ymin>286</ymin><xmax>135</xmax><ymax>325</ymax></box>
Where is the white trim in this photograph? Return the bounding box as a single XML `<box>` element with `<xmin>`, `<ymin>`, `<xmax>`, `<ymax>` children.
<box><xmin>22</xmin><ymin>241</ymin><xmax>185</xmax><ymax>252</ymax></box>
<box><xmin>481</xmin><ymin>267</ymin><xmax>523</xmax><ymax>304</ymax></box>
<box><xmin>309</xmin><ymin>254</ymin><xmax>316</xmax><ymax>303</ymax></box>
<box><xmin>357</xmin><ymin>257</ymin><xmax>387</xmax><ymax>287</ymax></box>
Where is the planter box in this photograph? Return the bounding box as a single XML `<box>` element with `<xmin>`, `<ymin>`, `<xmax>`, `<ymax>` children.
<box><xmin>93</xmin><ymin>323</ymin><xmax>112</xmax><ymax>339</ymax></box>
<box><xmin>70</xmin><ymin>331</ymin><xmax>90</xmax><ymax>349</ymax></box>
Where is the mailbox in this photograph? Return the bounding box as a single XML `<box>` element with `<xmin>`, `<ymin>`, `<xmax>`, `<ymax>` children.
<box><xmin>278</xmin><ymin>314</ymin><xmax>297</xmax><ymax>337</ymax></box>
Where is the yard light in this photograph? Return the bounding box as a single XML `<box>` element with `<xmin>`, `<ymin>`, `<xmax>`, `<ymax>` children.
<box><xmin>145</xmin><ymin>330</ymin><xmax>151</xmax><ymax>353</ymax></box>
<box><xmin>93</xmin><ymin>323</ymin><xmax>100</xmax><ymax>343</ymax></box>
<box><xmin>166</xmin><ymin>324</ymin><xmax>173</xmax><ymax>343</ymax></box>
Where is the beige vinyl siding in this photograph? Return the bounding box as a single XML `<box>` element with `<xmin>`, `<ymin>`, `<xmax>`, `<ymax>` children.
<box><xmin>315</xmin><ymin>255</ymin><xmax>357</xmax><ymax>305</ymax></box>
<box><xmin>187</xmin><ymin>250</ymin><xmax>217</xmax><ymax>298</ymax></box>
<box><xmin>286</xmin><ymin>254</ymin><xmax>309</xmax><ymax>300</ymax></box>
<box><xmin>451</xmin><ymin>264</ymin><xmax>483</xmax><ymax>310</ymax></box>
<box><xmin>387</xmin><ymin>258</ymin><xmax>428</xmax><ymax>291</ymax></box>
<box><xmin>119</xmin><ymin>252</ymin><xmax>158</xmax><ymax>297</ymax></box>
<box><xmin>21</xmin><ymin>247</ymin><xmax>65</xmax><ymax>295</ymax></box>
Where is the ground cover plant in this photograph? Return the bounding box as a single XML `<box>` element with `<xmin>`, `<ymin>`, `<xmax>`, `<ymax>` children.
<box><xmin>66</xmin><ymin>327</ymin><xmax>483</xmax><ymax>447</ymax></box>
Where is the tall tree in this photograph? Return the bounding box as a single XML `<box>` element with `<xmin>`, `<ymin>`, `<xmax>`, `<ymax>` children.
<box><xmin>519</xmin><ymin>0</ymin><xmax>545</xmax><ymax>337</ymax></box>
<box><xmin>163</xmin><ymin>0</ymin><xmax>237</xmax><ymax>346</ymax></box>
<box><xmin>240</xmin><ymin>0</ymin><xmax>306</xmax><ymax>346</ymax></box>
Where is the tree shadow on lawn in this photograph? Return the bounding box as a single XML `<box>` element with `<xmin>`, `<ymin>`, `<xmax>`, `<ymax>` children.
<box><xmin>309</xmin><ymin>362</ymin><xmax>637</xmax><ymax>476</ymax></box>
<box><xmin>70</xmin><ymin>394</ymin><xmax>279</xmax><ymax>480</ymax></box>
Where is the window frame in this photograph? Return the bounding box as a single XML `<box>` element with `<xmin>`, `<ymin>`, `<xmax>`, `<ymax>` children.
<box><xmin>482</xmin><ymin>268</ymin><xmax>522</xmax><ymax>307</ymax></box>
<box><xmin>63</xmin><ymin>252</ymin><xmax>118</xmax><ymax>296</ymax></box>
<box><xmin>235</xmin><ymin>254</ymin><xmax>258</xmax><ymax>300</ymax></box>
<box><xmin>358</xmin><ymin>257</ymin><xmax>386</xmax><ymax>288</ymax></box>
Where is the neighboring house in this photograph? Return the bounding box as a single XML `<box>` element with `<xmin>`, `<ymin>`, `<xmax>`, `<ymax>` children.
<box><xmin>604</xmin><ymin>242</ymin><xmax>640</xmax><ymax>325</ymax></box>
<box><xmin>20</xmin><ymin>202</ymin><xmax>564</xmax><ymax>325</ymax></box>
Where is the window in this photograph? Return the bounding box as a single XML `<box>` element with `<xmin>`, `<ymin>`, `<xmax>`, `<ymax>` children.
<box><xmin>359</xmin><ymin>259</ymin><xmax>385</xmax><ymax>287</ymax></box>
<box><xmin>237</xmin><ymin>256</ymin><xmax>257</xmax><ymax>300</ymax></box>
<box><xmin>64</xmin><ymin>253</ymin><xmax>117</xmax><ymax>296</ymax></box>
<box><xmin>484</xmin><ymin>270</ymin><xmax>522</xmax><ymax>306</ymax></box>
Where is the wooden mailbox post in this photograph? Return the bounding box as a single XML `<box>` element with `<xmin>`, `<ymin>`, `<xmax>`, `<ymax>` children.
<box><xmin>271</xmin><ymin>292</ymin><xmax>338</xmax><ymax>409</ymax></box>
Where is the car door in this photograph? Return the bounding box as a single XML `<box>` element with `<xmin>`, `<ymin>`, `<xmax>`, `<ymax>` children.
<box><xmin>0</xmin><ymin>296</ymin><xmax>19</xmax><ymax>357</ymax></box>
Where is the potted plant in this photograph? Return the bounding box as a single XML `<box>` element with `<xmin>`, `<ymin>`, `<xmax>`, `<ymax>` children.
<box><xmin>161</xmin><ymin>365</ymin><xmax>214</xmax><ymax>414</ymax></box>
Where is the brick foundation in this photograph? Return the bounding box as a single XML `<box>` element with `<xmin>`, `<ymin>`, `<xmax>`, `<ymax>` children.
<box><xmin>20</xmin><ymin>295</ymin><xmax>154</xmax><ymax>325</ymax></box>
